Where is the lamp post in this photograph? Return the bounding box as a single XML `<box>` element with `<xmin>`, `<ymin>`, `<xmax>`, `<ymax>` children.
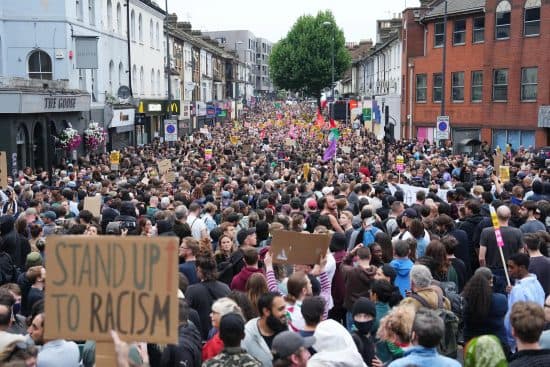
<box><xmin>439</xmin><ymin>0</ymin><xmax>448</xmax><ymax>147</ymax></box>
<box><xmin>234</xmin><ymin>41</ymin><xmax>243</xmax><ymax>118</ymax></box>
<box><xmin>322</xmin><ymin>21</ymin><xmax>335</xmax><ymax>103</ymax></box>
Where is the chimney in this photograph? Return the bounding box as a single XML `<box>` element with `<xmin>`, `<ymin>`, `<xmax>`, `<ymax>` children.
<box><xmin>177</xmin><ymin>21</ymin><xmax>192</xmax><ymax>31</ymax></box>
<box><xmin>191</xmin><ymin>30</ymin><xmax>202</xmax><ymax>36</ymax></box>
<box><xmin>166</xmin><ymin>13</ymin><xmax>177</xmax><ymax>25</ymax></box>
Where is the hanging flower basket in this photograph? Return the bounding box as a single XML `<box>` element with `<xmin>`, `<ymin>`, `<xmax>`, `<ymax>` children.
<box><xmin>58</xmin><ymin>125</ymin><xmax>82</xmax><ymax>151</ymax></box>
<box><xmin>84</xmin><ymin>122</ymin><xmax>107</xmax><ymax>151</ymax></box>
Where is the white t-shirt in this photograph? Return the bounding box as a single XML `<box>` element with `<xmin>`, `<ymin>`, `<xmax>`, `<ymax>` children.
<box><xmin>187</xmin><ymin>214</ymin><xmax>207</xmax><ymax>239</ymax></box>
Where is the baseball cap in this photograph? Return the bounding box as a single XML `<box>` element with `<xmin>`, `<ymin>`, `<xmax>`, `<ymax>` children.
<box><xmin>321</xmin><ymin>186</ymin><xmax>334</xmax><ymax>196</ymax></box>
<box><xmin>219</xmin><ymin>313</ymin><xmax>245</xmax><ymax>341</ymax></box>
<box><xmin>402</xmin><ymin>208</ymin><xmax>418</xmax><ymax>219</ymax></box>
<box><xmin>272</xmin><ymin>331</ymin><xmax>316</xmax><ymax>359</ymax></box>
<box><xmin>40</xmin><ymin>211</ymin><xmax>57</xmax><ymax>220</ymax></box>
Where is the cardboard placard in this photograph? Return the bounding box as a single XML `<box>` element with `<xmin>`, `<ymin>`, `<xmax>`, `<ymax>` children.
<box><xmin>499</xmin><ymin>166</ymin><xmax>510</xmax><ymax>182</ymax></box>
<box><xmin>165</xmin><ymin>171</ymin><xmax>176</xmax><ymax>183</ymax></box>
<box><xmin>44</xmin><ymin>236</ymin><xmax>179</xmax><ymax>344</ymax></box>
<box><xmin>270</xmin><ymin>230</ymin><xmax>331</xmax><ymax>265</ymax></box>
<box><xmin>341</xmin><ymin>146</ymin><xmax>351</xmax><ymax>154</ymax></box>
<box><xmin>158</xmin><ymin>159</ymin><xmax>172</xmax><ymax>175</ymax></box>
<box><xmin>83</xmin><ymin>195</ymin><xmax>102</xmax><ymax>218</ymax></box>
<box><xmin>205</xmin><ymin>148</ymin><xmax>213</xmax><ymax>161</ymax></box>
<box><xmin>0</xmin><ymin>151</ymin><xmax>7</xmax><ymax>188</ymax></box>
<box><xmin>494</xmin><ymin>152</ymin><xmax>503</xmax><ymax>177</ymax></box>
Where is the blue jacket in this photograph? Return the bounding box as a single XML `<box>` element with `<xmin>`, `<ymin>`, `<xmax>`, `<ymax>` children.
<box><xmin>390</xmin><ymin>258</ymin><xmax>414</xmax><ymax>297</ymax></box>
<box><xmin>388</xmin><ymin>346</ymin><xmax>461</xmax><ymax>367</ymax></box>
<box><xmin>505</xmin><ymin>274</ymin><xmax>545</xmax><ymax>348</ymax></box>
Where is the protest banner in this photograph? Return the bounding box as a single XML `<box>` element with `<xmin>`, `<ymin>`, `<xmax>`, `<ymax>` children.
<box><xmin>489</xmin><ymin>206</ymin><xmax>510</xmax><ymax>286</ymax></box>
<box><xmin>205</xmin><ymin>148</ymin><xmax>213</xmax><ymax>160</ymax></box>
<box><xmin>165</xmin><ymin>171</ymin><xmax>176</xmax><ymax>183</ymax></box>
<box><xmin>157</xmin><ymin>159</ymin><xmax>172</xmax><ymax>175</ymax></box>
<box><xmin>499</xmin><ymin>166</ymin><xmax>510</xmax><ymax>182</ymax></box>
<box><xmin>494</xmin><ymin>151</ymin><xmax>503</xmax><ymax>177</ymax></box>
<box><xmin>396</xmin><ymin>155</ymin><xmax>405</xmax><ymax>173</ymax></box>
<box><xmin>0</xmin><ymin>151</ymin><xmax>7</xmax><ymax>188</ymax></box>
<box><xmin>389</xmin><ymin>184</ymin><xmax>449</xmax><ymax>206</ymax></box>
<box><xmin>83</xmin><ymin>195</ymin><xmax>102</xmax><ymax>218</ymax></box>
<box><xmin>270</xmin><ymin>230</ymin><xmax>331</xmax><ymax>265</ymax></box>
<box><xmin>44</xmin><ymin>236</ymin><xmax>179</xmax><ymax>344</ymax></box>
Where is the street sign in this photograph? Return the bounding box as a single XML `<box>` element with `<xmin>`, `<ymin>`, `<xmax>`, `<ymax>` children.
<box><xmin>436</xmin><ymin>116</ymin><xmax>450</xmax><ymax>140</ymax></box>
<box><xmin>164</xmin><ymin>120</ymin><xmax>178</xmax><ymax>142</ymax></box>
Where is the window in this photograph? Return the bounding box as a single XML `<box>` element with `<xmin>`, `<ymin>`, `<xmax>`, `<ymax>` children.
<box><xmin>471</xmin><ymin>71</ymin><xmax>483</xmax><ymax>102</ymax></box>
<box><xmin>28</xmin><ymin>50</ymin><xmax>52</xmax><ymax>80</ymax></box>
<box><xmin>106</xmin><ymin>0</ymin><xmax>112</xmax><ymax>29</ymax></box>
<box><xmin>434</xmin><ymin>22</ymin><xmax>445</xmax><ymax>47</ymax></box>
<box><xmin>416</xmin><ymin>74</ymin><xmax>427</xmax><ymax>102</ymax></box>
<box><xmin>89</xmin><ymin>0</ymin><xmax>95</xmax><ymax>25</ymax></box>
<box><xmin>492</xmin><ymin>129</ymin><xmax>535</xmax><ymax>150</ymax></box>
<box><xmin>521</xmin><ymin>67</ymin><xmax>537</xmax><ymax>101</ymax></box>
<box><xmin>433</xmin><ymin>73</ymin><xmax>443</xmax><ymax>102</ymax></box>
<box><xmin>149</xmin><ymin>19</ymin><xmax>154</xmax><ymax>47</ymax></box>
<box><xmin>453</xmin><ymin>19</ymin><xmax>466</xmax><ymax>45</ymax></box>
<box><xmin>495</xmin><ymin>1</ymin><xmax>511</xmax><ymax>39</ymax></box>
<box><xmin>108</xmin><ymin>60</ymin><xmax>114</xmax><ymax>93</ymax></box>
<box><xmin>139</xmin><ymin>66</ymin><xmax>144</xmax><ymax>95</ymax></box>
<box><xmin>132</xmin><ymin>65</ymin><xmax>137</xmax><ymax>93</ymax></box>
<box><xmin>493</xmin><ymin>69</ymin><xmax>508</xmax><ymax>101</ymax></box>
<box><xmin>138</xmin><ymin>13</ymin><xmax>143</xmax><ymax>43</ymax></box>
<box><xmin>116</xmin><ymin>2</ymin><xmax>122</xmax><ymax>33</ymax></box>
<box><xmin>118</xmin><ymin>62</ymin><xmax>123</xmax><ymax>86</ymax></box>
<box><xmin>157</xmin><ymin>70</ymin><xmax>161</xmax><ymax>96</ymax></box>
<box><xmin>452</xmin><ymin>72</ymin><xmax>464</xmax><ymax>102</ymax></box>
<box><xmin>76</xmin><ymin>0</ymin><xmax>83</xmax><ymax>20</ymax></box>
<box><xmin>155</xmin><ymin>23</ymin><xmax>160</xmax><ymax>49</ymax></box>
<box><xmin>130</xmin><ymin>10</ymin><xmax>135</xmax><ymax>40</ymax></box>
<box><xmin>524</xmin><ymin>0</ymin><xmax>541</xmax><ymax>36</ymax></box>
<box><xmin>150</xmin><ymin>69</ymin><xmax>155</xmax><ymax>95</ymax></box>
<box><xmin>473</xmin><ymin>16</ymin><xmax>485</xmax><ymax>43</ymax></box>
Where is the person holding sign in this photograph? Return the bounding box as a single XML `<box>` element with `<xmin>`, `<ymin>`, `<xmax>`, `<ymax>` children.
<box><xmin>479</xmin><ymin>205</ymin><xmax>523</xmax><ymax>294</ymax></box>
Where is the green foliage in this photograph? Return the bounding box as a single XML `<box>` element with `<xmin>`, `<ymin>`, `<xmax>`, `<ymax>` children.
<box><xmin>269</xmin><ymin>10</ymin><xmax>351</xmax><ymax>100</ymax></box>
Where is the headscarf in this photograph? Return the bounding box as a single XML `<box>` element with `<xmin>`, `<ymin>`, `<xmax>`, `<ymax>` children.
<box><xmin>464</xmin><ymin>335</ymin><xmax>507</xmax><ymax>367</ymax></box>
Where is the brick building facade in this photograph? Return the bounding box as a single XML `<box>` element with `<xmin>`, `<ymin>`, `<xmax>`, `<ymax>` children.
<box><xmin>401</xmin><ymin>0</ymin><xmax>549</xmax><ymax>152</ymax></box>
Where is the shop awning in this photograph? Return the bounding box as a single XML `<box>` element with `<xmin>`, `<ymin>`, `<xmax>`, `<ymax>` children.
<box><xmin>459</xmin><ymin>138</ymin><xmax>482</xmax><ymax>146</ymax></box>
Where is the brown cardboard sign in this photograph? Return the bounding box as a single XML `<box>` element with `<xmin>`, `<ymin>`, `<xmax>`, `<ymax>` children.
<box><xmin>165</xmin><ymin>171</ymin><xmax>176</xmax><ymax>183</ymax></box>
<box><xmin>44</xmin><ymin>236</ymin><xmax>179</xmax><ymax>344</ymax></box>
<box><xmin>494</xmin><ymin>152</ymin><xmax>503</xmax><ymax>177</ymax></box>
<box><xmin>158</xmin><ymin>159</ymin><xmax>172</xmax><ymax>175</ymax></box>
<box><xmin>0</xmin><ymin>151</ymin><xmax>7</xmax><ymax>188</ymax></box>
<box><xmin>83</xmin><ymin>195</ymin><xmax>102</xmax><ymax>218</ymax></box>
<box><xmin>270</xmin><ymin>230</ymin><xmax>331</xmax><ymax>265</ymax></box>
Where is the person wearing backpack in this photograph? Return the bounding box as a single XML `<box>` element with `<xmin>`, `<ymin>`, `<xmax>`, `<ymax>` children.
<box><xmin>387</xmin><ymin>308</ymin><xmax>460</xmax><ymax>367</ymax></box>
<box><xmin>400</xmin><ymin>265</ymin><xmax>459</xmax><ymax>359</ymax></box>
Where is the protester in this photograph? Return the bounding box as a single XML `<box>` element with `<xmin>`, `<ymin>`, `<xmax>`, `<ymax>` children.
<box><xmin>508</xmin><ymin>301</ymin><xmax>550</xmax><ymax>366</ymax></box>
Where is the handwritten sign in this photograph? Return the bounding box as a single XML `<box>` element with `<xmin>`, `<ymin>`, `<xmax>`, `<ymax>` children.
<box><xmin>44</xmin><ymin>236</ymin><xmax>179</xmax><ymax>344</ymax></box>
<box><xmin>83</xmin><ymin>195</ymin><xmax>102</xmax><ymax>218</ymax></box>
<box><xmin>205</xmin><ymin>148</ymin><xmax>213</xmax><ymax>161</ymax></box>
<box><xmin>165</xmin><ymin>171</ymin><xmax>176</xmax><ymax>183</ymax></box>
<box><xmin>396</xmin><ymin>155</ymin><xmax>405</xmax><ymax>173</ymax></box>
<box><xmin>271</xmin><ymin>230</ymin><xmax>331</xmax><ymax>265</ymax></box>
<box><xmin>0</xmin><ymin>151</ymin><xmax>7</xmax><ymax>188</ymax></box>
<box><xmin>158</xmin><ymin>159</ymin><xmax>172</xmax><ymax>175</ymax></box>
<box><xmin>499</xmin><ymin>166</ymin><xmax>510</xmax><ymax>182</ymax></box>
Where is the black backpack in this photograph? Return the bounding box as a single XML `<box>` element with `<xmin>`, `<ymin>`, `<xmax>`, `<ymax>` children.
<box><xmin>0</xmin><ymin>252</ymin><xmax>18</xmax><ymax>286</ymax></box>
<box><xmin>411</xmin><ymin>293</ymin><xmax>459</xmax><ymax>358</ymax></box>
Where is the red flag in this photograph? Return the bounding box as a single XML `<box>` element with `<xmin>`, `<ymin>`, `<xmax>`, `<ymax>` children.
<box><xmin>329</xmin><ymin>118</ymin><xmax>337</xmax><ymax>129</ymax></box>
<box><xmin>316</xmin><ymin>110</ymin><xmax>325</xmax><ymax>129</ymax></box>
<box><xmin>321</xmin><ymin>99</ymin><xmax>328</xmax><ymax>110</ymax></box>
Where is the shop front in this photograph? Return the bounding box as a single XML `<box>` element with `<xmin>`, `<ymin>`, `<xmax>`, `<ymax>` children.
<box><xmin>108</xmin><ymin>107</ymin><xmax>135</xmax><ymax>150</ymax></box>
<box><xmin>135</xmin><ymin>99</ymin><xmax>180</xmax><ymax>144</ymax></box>
<box><xmin>0</xmin><ymin>90</ymin><xmax>90</xmax><ymax>174</ymax></box>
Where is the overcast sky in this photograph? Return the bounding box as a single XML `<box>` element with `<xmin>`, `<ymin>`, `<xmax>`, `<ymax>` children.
<box><xmin>166</xmin><ymin>0</ymin><xmax>420</xmax><ymax>44</ymax></box>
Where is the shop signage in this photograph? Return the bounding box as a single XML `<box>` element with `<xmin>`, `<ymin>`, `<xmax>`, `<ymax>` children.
<box><xmin>19</xmin><ymin>94</ymin><xmax>90</xmax><ymax>114</ymax></box>
<box><xmin>110</xmin><ymin>109</ymin><xmax>135</xmax><ymax>128</ymax></box>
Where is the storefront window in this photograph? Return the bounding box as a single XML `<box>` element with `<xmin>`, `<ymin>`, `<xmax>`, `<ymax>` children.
<box><xmin>492</xmin><ymin>129</ymin><xmax>535</xmax><ymax>150</ymax></box>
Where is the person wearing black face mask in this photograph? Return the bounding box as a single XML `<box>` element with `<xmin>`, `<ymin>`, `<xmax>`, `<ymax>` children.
<box><xmin>351</xmin><ymin>297</ymin><xmax>377</xmax><ymax>366</ymax></box>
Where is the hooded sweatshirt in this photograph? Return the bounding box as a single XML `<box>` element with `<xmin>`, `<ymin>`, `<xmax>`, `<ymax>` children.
<box><xmin>230</xmin><ymin>266</ymin><xmax>264</xmax><ymax>292</ymax></box>
<box><xmin>390</xmin><ymin>258</ymin><xmax>414</xmax><ymax>297</ymax></box>
<box><xmin>309</xmin><ymin>319</ymin><xmax>367</xmax><ymax>367</ymax></box>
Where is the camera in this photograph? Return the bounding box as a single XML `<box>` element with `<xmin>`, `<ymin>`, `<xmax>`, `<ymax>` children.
<box><xmin>106</xmin><ymin>220</ymin><xmax>136</xmax><ymax>235</ymax></box>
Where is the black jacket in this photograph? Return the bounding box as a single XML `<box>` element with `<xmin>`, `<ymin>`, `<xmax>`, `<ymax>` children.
<box><xmin>160</xmin><ymin>322</ymin><xmax>202</xmax><ymax>367</ymax></box>
<box><xmin>185</xmin><ymin>280</ymin><xmax>230</xmax><ymax>340</ymax></box>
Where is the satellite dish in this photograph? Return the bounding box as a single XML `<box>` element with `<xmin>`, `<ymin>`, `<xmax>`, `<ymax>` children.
<box><xmin>117</xmin><ymin>85</ymin><xmax>131</xmax><ymax>100</ymax></box>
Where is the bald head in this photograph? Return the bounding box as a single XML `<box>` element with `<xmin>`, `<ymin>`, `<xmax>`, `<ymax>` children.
<box><xmin>496</xmin><ymin>205</ymin><xmax>511</xmax><ymax>222</ymax></box>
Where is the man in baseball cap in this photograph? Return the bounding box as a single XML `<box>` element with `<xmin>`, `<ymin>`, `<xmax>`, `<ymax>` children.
<box><xmin>271</xmin><ymin>331</ymin><xmax>315</xmax><ymax>367</ymax></box>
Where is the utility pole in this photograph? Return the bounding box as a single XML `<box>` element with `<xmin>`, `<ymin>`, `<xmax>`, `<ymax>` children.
<box><xmin>164</xmin><ymin>0</ymin><xmax>172</xmax><ymax>143</ymax></box>
<box><xmin>126</xmin><ymin>0</ymin><xmax>132</xmax><ymax>97</ymax></box>
<box><xmin>439</xmin><ymin>0</ymin><xmax>448</xmax><ymax>147</ymax></box>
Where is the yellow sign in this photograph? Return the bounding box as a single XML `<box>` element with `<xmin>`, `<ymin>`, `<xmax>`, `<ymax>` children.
<box><xmin>230</xmin><ymin>136</ymin><xmax>239</xmax><ymax>145</ymax></box>
<box><xmin>109</xmin><ymin>151</ymin><xmax>120</xmax><ymax>165</ymax></box>
<box><xmin>166</xmin><ymin>102</ymin><xmax>179</xmax><ymax>113</ymax></box>
<box><xmin>303</xmin><ymin>163</ymin><xmax>310</xmax><ymax>179</ymax></box>
<box><xmin>499</xmin><ymin>166</ymin><xmax>510</xmax><ymax>182</ymax></box>
<box><xmin>138</xmin><ymin>101</ymin><xmax>144</xmax><ymax>114</ymax></box>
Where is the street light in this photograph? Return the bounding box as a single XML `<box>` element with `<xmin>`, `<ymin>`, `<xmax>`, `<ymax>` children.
<box><xmin>322</xmin><ymin>21</ymin><xmax>335</xmax><ymax>103</ymax></box>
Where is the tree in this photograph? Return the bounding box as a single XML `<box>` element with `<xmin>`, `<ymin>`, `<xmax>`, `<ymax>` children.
<box><xmin>269</xmin><ymin>10</ymin><xmax>351</xmax><ymax>105</ymax></box>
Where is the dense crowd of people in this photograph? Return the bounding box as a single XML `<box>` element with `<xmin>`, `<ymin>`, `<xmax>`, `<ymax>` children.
<box><xmin>0</xmin><ymin>100</ymin><xmax>549</xmax><ymax>367</ymax></box>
